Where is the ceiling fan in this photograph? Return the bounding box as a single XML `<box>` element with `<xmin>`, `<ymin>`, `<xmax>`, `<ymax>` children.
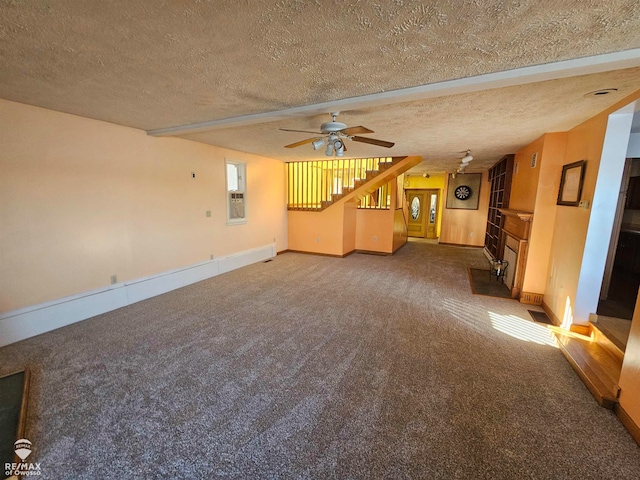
<box><xmin>280</xmin><ymin>112</ymin><xmax>395</xmax><ymax>157</ymax></box>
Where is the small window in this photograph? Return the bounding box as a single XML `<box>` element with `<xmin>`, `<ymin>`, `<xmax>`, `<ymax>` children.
<box><xmin>225</xmin><ymin>159</ymin><xmax>246</xmax><ymax>224</ymax></box>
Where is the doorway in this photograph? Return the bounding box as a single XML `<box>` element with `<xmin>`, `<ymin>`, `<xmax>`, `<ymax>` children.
<box><xmin>406</xmin><ymin>189</ymin><xmax>439</xmax><ymax>239</ymax></box>
<box><xmin>585</xmin><ymin>105</ymin><xmax>639</xmax><ymax>351</ymax></box>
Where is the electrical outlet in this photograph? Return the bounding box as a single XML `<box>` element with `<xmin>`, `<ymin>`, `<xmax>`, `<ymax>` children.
<box><xmin>206</xmin><ymin>210</ymin><xmax>211</xmax><ymax>217</ymax></box>
<box><xmin>373</xmin><ymin>235</ymin><xmax>378</xmax><ymax>241</ymax></box>
<box><xmin>210</xmin><ymin>254</ymin><xmax>214</xmax><ymax>260</ymax></box>
<box><xmin>469</xmin><ymin>232</ymin><xmax>474</xmax><ymax>237</ymax></box>
<box><xmin>111</xmin><ymin>275</ymin><xmax>118</xmax><ymax>284</ymax></box>
<box><xmin>191</xmin><ymin>172</ymin><xmax>196</xmax><ymax>178</ymax></box>
<box><xmin>316</xmin><ymin>237</ymin><xmax>321</xmax><ymax>243</ymax></box>
<box><xmin>531</xmin><ymin>153</ymin><xmax>538</xmax><ymax>168</ymax></box>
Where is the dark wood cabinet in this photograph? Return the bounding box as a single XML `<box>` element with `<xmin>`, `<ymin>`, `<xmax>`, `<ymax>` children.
<box><xmin>615</xmin><ymin>231</ymin><xmax>640</xmax><ymax>273</ymax></box>
<box><xmin>625</xmin><ymin>176</ymin><xmax>640</xmax><ymax>210</ymax></box>
<box><xmin>485</xmin><ymin>154</ymin><xmax>514</xmax><ymax>259</ymax></box>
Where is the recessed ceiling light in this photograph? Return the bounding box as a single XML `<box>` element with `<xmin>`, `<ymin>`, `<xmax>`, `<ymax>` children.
<box><xmin>584</xmin><ymin>88</ymin><xmax>618</xmax><ymax>98</ymax></box>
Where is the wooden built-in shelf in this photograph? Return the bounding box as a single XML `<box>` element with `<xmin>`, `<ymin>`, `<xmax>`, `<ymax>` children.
<box><xmin>485</xmin><ymin>155</ymin><xmax>514</xmax><ymax>259</ymax></box>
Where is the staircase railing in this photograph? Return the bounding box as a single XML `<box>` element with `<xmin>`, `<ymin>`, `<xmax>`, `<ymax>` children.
<box><xmin>287</xmin><ymin>157</ymin><xmax>394</xmax><ymax>210</ymax></box>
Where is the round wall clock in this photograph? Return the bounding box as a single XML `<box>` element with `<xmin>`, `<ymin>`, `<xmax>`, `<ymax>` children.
<box><xmin>454</xmin><ymin>185</ymin><xmax>472</xmax><ymax>200</ymax></box>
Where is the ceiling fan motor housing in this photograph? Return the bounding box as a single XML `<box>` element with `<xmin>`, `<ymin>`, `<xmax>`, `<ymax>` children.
<box><xmin>320</xmin><ymin>121</ymin><xmax>347</xmax><ymax>134</ymax></box>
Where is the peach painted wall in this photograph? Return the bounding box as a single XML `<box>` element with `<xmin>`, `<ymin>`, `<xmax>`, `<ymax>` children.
<box><xmin>439</xmin><ymin>171</ymin><xmax>490</xmax><ymax>246</ymax></box>
<box><xmin>519</xmin><ymin>133</ymin><xmax>568</xmax><ymax>294</ymax></box>
<box><xmin>288</xmin><ymin>206</ymin><xmax>349</xmax><ymax>256</ymax></box>
<box><xmin>355</xmin><ymin>209</ymin><xmax>394</xmax><ymax>253</ymax></box>
<box><xmin>355</xmin><ymin>179</ymin><xmax>403</xmax><ymax>254</ymax></box>
<box><xmin>0</xmin><ymin>99</ymin><xmax>288</xmax><ymax>313</ymax></box>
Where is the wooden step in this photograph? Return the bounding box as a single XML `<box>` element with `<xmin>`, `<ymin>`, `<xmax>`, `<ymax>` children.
<box><xmin>590</xmin><ymin>316</ymin><xmax>629</xmax><ymax>355</ymax></box>
<box><xmin>553</xmin><ymin>329</ymin><xmax>622</xmax><ymax>409</ymax></box>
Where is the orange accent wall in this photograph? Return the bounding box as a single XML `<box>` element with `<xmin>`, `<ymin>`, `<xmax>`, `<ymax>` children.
<box><xmin>619</xmin><ymin>291</ymin><xmax>640</xmax><ymax>434</ymax></box>
<box><xmin>355</xmin><ymin>178</ymin><xmax>407</xmax><ymax>254</ymax></box>
<box><xmin>510</xmin><ymin>137</ymin><xmax>545</xmax><ymax>212</ymax></box>
<box><xmin>518</xmin><ymin>133</ymin><xmax>568</xmax><ymax>294</ymax></box>
<box><xmin>356</xmin><ymin>209</ymin><xmax>394</xmax><ymax>253</ymax></box>
<box><xmin>439</xmin><ymin>171</ymin><xmax>490</xmax><ymax>246</ymax></box>
<box><xmin>0</xmin><ymin>99</ymin><xmax>288</xmax><ymax>312</ymax></box>
<box><xmin>543</xmin><ymin>107</ymin><xmax>611</xmax><ymax>326</ymax></box>
<box><xmin>288</xmin><ymin>206</ymin><xmax>352</xmax><ymax>256</ymax></box>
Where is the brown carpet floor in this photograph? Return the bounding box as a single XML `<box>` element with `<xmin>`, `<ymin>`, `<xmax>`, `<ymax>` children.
<box><xmin>1</xmin><ymin>241</ymin><xmax>639</xmax><ymax>479</ymax></box>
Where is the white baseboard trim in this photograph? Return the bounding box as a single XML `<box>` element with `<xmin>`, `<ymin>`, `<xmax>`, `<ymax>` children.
<box><xmin>0</xmin><ymin>244</ymin><xmax>276</xmax><ymax>347</ymax></box>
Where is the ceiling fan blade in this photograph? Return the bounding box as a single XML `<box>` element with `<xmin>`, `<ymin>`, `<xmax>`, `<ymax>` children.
<box><xmin>351</xmin><ymin>136</ymin><xmax>395</xmax><ymax>148</ymax></box>
<box><xmin>280</xmin><ymin>128</ymin><xmax>322</xmax><ymax>134</ymax></box>
<box><xmin>284</xmin><ymin>137</ymin><xmax>318</xmax><ymax>148</ymax></box>
<box><xmin>340</xmin><ymin>125</ymin><xmax>374</xmax><ymax>135</ymax></box>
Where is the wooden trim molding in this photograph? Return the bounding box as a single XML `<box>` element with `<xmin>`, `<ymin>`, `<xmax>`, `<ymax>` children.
<box><xmin>0</xmin><ymin>244</ymin><xmax>275</xmax><ymax>347</ymax></box>
<box><xmin>438</xmin><ymin>242</ymin><xmax>484</xmax><ymax>248</ymax></box>
<box><xmin>285</xmin><ymin>249</ymin><xmax>356</xmax><ymax>258</ymax></box>
<box><xmin>542</xmin><ymin>301</ymin><xmax>562</xmax><ymax>326</ymax></box>
<box><xmin>615</xmin><ymin>404</ymin><xmax>640</xmax><ymax>446</ymax></box>
<box><xmin>356</xmin><ymin>250</ymin><xmax>392</xmax><ymax>256</ymax></box>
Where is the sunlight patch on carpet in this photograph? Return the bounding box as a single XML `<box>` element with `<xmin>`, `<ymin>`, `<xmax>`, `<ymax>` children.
<box><xmin>489</xmin><ymin>312</ymin><xmax>558</xmax><ymax>347</ymax></box>
<box><xmin>442</xmin><ymin>298</ymin><xmax>489</xmax><ymax>333</ymax></box>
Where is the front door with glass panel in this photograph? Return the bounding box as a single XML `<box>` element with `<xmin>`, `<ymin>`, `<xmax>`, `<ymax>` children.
<box><xmin>406</xmin><ymin>189</ymin><xmax>439</xmax><ymax>238</ymax></box>
<box><xmin>406</xmin><ymin>190</ymin><xmax>427</xmax><ymax>237</ymax></box>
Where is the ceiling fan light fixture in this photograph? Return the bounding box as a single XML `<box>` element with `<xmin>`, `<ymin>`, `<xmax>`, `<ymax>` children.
<box><xmin>312</xmin><ymin>138</ymin><xmax>326</xmax><ymax>150</ymax></box>
<box><xmin>281</xmin><ymin>113</ymin><xmax>395</xmax><ymax>154</ymax></box>
<box><xmin>325</xmin><ymin>143</ymin><xmax>333</xmax><ymax>156</ymax></box>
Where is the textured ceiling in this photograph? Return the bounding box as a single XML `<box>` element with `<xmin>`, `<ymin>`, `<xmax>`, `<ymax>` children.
<box><xmin>1</xmin><ymin>0</ymin><xmax>640</xmax><ymax>172</ymax></box>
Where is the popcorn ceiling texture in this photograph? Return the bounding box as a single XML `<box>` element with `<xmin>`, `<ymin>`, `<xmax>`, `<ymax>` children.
<box><xmin>1</xmin><ymin>0</ymin><xmax>639</xmax><ymax>169</ymax></box>
<box><xmin>184</xmin><ymin>67</ymin><xmax>640</xmax><ymax>171</ymax></box>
